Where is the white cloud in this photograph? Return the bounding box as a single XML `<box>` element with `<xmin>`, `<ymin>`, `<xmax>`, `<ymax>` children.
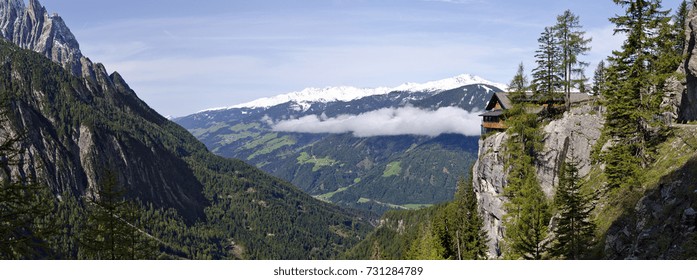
<box><xmin>272</xmin><ymin>106</ymin><xmax>482</xmax><ymax>137</ymax></box>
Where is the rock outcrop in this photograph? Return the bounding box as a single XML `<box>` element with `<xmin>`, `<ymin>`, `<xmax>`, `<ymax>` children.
<box><xmin>472</xmin><ymin>104</ymin><xmax>604</xmax><ymax>258</ymax></box>
<box><xmin>472</xmin><ymin>131</ymin><xmax>508</xmax><ymax>257</ymax></box>
<box><xmin>536</xmin><ymin>104</ymin><xmax>604</xmax><ymax>197</ymax></box>
<box><xmin>667</xmin><ymin>1</ymin><xmax>697</xmax><ymax>122</ymax></box>
<box><xmin>0</xmin><ymin>0</ymin><xmax>87</xmax><ymax>76</ymax></box>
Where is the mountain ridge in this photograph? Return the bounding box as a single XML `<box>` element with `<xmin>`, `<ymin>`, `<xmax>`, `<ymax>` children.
<box><xmin>203</xmin><ymin>74</ymin><xmax>507</xmax><ymax>112</ymax></box>
<box><xmin>176</xmin><ymin>83</ymin><xmax>499</xmax><ymax>214</ymax></box>
<box><xmin>0</xmin><ymin>0</ymin><xmax>371</xmax><ymax>259</ymax></box>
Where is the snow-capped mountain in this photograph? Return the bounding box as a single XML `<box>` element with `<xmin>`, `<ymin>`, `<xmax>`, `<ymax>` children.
<box><xmin>203</xmin><ymin>74</ymin><xmax>506</xmax><ymax>112</ymax></box>
<box><xmin>175</xmin><ymin>79</ymin><xmax>503</xmax><ymax>215</ymax></box>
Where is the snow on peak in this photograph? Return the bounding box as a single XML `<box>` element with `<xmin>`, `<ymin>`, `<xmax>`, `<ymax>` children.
<box><xmin>392</xmin><ymin>74</ymin><xmax>507</xmax><ymax>93</ymax></box>
<box><xmin>227</xmin><ymin>86</ymin><xmax>393</xmax><ymax>109</ymax></box>
<box><xmin>202</xmin><ymin>74</ymin><xmax>506</xmax><ymax>112</ymax></box>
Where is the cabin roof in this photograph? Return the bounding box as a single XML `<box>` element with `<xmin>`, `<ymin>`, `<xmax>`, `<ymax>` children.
<box><xmin>485</xmin><ymin>92</ymin><xmax>593</xmax><ymax>111</ymax></box>
<box><xmin>485</xmin><ymin>92</ymin><xmax>513</xmax><ymax>111</ymax></box>
<box><xmin>479</xmin><ymin>110</ymin><xmax>505</xmax><ymax>117</ymax></box>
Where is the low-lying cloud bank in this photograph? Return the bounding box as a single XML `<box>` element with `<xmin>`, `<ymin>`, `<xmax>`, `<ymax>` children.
<box><xmin>271</xmin><ymin>106</ymin><xmax>482</xmax><ymax>137</ymax></box>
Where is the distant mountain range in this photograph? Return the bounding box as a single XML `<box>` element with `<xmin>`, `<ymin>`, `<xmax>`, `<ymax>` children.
<box><xmin>176</xmin><ymin>77</ymin><xmax>504</xmax><ymax>214</ymax></box>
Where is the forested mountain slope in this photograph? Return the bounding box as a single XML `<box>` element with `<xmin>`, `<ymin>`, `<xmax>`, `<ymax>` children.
<box><xmin>0</xmin><ymin>0</ymin><xmax>370</xmax><ymax>259</ymax></box>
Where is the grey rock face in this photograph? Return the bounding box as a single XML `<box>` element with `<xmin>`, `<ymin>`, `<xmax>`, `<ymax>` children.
<box><xmin>472</xmin><ymin>104</ymin><xmax>603</xmax><ymax>258</ymax></box>
<box><xmin>0</xmin><ymin>0</ymin><xmax>87</xmax><ymax>77</ymax></box>
<box><xmin>537</xmin><ymin>105</ymin><xmax>604</xmax><ymax>197</ymax></box>
<box><xmin>678</xmin><ymin>1</ymin><xmax>697</xmax><ymax>122</ymax></box>
<box><xmin>472</xmin><ymin>131</ymin><xmax>508</xmax><ymax>258</ymax></box>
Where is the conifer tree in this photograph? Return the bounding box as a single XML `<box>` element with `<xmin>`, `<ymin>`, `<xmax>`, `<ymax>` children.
<box><xmin>591</xmin><ymin>60</ymin><xmax>606</xmax><ymax>96</ymax></box>
<box><xmin>555</xmin><ymin>10</ymin><xmax>592</xmax><ymax>111</ymax></box>
<box><xmin>504</xmin><ymin>168</ymin><xmax>550</xmax><ymax>260</ymax></box>
<box><xmin>406</xmin><ymin>225</ymin><xmax>445</xmax><ymax>260</ymax></box>
<box><xmin>532</xmin><ymin>26</ymin><xmax>564</xmax><ymax>106</ymax></box>
<box><xmin>603</xmin><ymin>0</ymin><xmax>671</xmax><ymax>189</ymax></box>
<box><xmin>449</xmin><ymin>177</ymin><xmax>488</xmax><ymax>260</ymax></box>
<box><xmin>508</xmin><ymin>63</ymin><xmax>529</xmax><ymax>102</ymax></box>
<box><xmin>79</xmin><ymin>172</ymin><xmax>157</xmax><ymax>259</ymax></box>
<box><xmin>502</xmin><ymin>92</ymin><xmax>549</xmax><ymax>259</ymax></box>
<box><xmin>550</xmin><ymin>156</ymin><xmax>596</xmax><ymax>260</ymax></box>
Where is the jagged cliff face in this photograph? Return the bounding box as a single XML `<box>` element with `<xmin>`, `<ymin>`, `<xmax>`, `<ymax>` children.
<box><xmin>0</xmin><ymin>0</ymin><xmax>87</xmax><ymax>77</ymax></box>
<box><xmin>663</xmin><ymin>1</ymin><xmax>697</xmax><ymax>123</ymax></box>
<box><xmin>472</xmin><ymin>104</ymin><xmax>604</xmax><ymax>258</ymax></box>
<box><xmin>0</xmin><ymin>0</ymin><xmax>197</xmax><ymax>216</ymax></box>
<box><xmin>0</xmin><ymin>0</ymin><xmax>210</xmax><ymax>219</ymax></box>
<box><xmin>472</xmin><ymin>131</ymin><xmax>508</xmax><ymax>257</ymax></box>
<box><xmin>0</xmin><ymin>40</ymin><xmax>208</xmax><ymax>220</ymax></box>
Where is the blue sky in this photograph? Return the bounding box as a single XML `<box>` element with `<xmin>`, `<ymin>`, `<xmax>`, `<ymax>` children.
<box><xmin>38</xmin><ymin>0</ymin><xmax>684</xmax><ymax>117</ymax></box>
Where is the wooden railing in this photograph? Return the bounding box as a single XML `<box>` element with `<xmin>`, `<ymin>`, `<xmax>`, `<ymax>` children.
<box><xmin>482</xmin><ymin>121</ymin><xmax>507</xmax><ymax>130</ymax></box>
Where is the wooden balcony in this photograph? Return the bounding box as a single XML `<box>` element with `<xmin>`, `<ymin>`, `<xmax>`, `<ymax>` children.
<box><xmin>482</xmin><ymin>121</ymin><xmax>507</xmax><ymax>130</ymax></box>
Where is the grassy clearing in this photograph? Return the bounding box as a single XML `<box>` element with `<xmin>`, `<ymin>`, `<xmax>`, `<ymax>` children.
<box><xmin>247</xmin><ymin>136</ymin><xmax>296</xmax><ymax>160</ymax></box>
<box><xmin>216</xmin><ymin>131</ymin><xmax>260</xmax><ymax>146</ymax></box>
<box><xmin>314</xmin><ymin>187</ymin><xmax>350</xmax><ymax>202</ymax></box>
<box><xmin>229</xmin><ymin>122</ymin><xmax>261</xmax><ymax>132</ymax></box>
<box><xmin>296</xmin><ymin>152</ymin><xmax>339</xmax><ymax>172</ymax></box>
<box><xmin>190</xmin><ymin>122</ymin><xmax>229</xmax><ymax>138</ymax></box>
<box><xmin>382</xmin><ymin>161</ymin><xmax>402</xmax><ymax>177</ymax></box>
<box><xmin>244</xmin><ymin>133</ymin><xmax>279</xmax><ymax>150</ymax></box>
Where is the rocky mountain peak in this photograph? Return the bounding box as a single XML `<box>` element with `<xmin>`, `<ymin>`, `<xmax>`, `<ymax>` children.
<box><xmin>0</xmin><ymin>0</ymin><xmax>85</xmax><ymax>77</ymax></box>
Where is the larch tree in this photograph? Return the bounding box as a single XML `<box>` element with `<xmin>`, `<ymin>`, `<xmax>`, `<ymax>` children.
<box><xmin>555</xmin><ymin>10</ymin><xmax>592</xmax><ymax>111</ymax></box>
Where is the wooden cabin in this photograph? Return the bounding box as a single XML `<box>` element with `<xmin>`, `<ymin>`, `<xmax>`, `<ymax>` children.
<box><xmin>480</xmin><ymin>92</ymin><xmax>511</xmax><ymax>134</ymax></box>
<box><xmin>479</xmin><ymin>91</ymin><xmax>594</xmax><ymax>134</ymax></box>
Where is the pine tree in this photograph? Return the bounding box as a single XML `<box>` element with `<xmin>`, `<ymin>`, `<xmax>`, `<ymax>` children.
<box><xmin>450</xmin><ymin>177</ymin><xmax>488</xmax><ymax>260</ymax></box>
<box><xmin>651</xmin><ymin>0</ymin><xmax>690</xmax><ymax>87</ymax></box>
<box><xmin>502</xmin><ymin>98</ymin><xmax>549</xmax><ymax>259</ymax></box>
<box><xmin>550</xmin><ymin>156</ymin><xmax>596</xmax><ymax>260</ymax></box>
<box><xmin>603</xmin><ymin>0</ymin><xmax>671</xmax><ymax>189</ymax></box>
<box><xmin>504</xmin><ymin>169</ymin><xmax>550</xmax><ymax>260</ymax></box>
<box><xmin>674</xmin><ymin>1</ymin><xmax>690</xmax><ymax>56</ymax></box>
<box><xmin>555</xmin><ymin>10</ymin><xmax>592</xmax><ymax>111</ymax></box>
<box><xmin>508</xmin><ymin>63</ymin><xmax>529</xmax><ymax>102</ymax></box>
<box><xmin>406</xmin><ymin>225</ymin><xmax>445</xmax><ymax>260</ymax></box>
<box><xmin>79</xmin><ymin>172</ymin><xmax>157</xmax><ymax>259</ymax></box>
<box><xmin>532</xmin><ymin>26</ymin><xmax>564</xmax><ymax>106</ymax></box>
<box><xmin>591</xmin><ymin>60</ymin><xmax>606</xmax><ymax>96</ymax></box>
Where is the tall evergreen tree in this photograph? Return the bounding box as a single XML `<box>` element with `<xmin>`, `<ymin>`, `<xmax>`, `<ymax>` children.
<box><xmin>502</xmin><ymin>96</ymin><xmax>549</xmax><ymax>260</ymax></box>
<box><xmin>450</xmin><ymin>177</ymin><xmax>488</xmax><ymax>260</ymax></box>
<box><xmin>591</xmin><ymin>60</ymin><xmax>607</xmax><ymax>96</ymax></box>
<box><xmin>79</xmin><ymin>172</ymin><xmax>157</xmax><ymax>259</ymax></box>
<box><xmin>508</xmin><ymin>63</ymin><xmax>529</xmax><ymax>102</ymax></box>
<box><xmin>532</xmin><ymin>26</ymin><xmax>564</xmax><ymax>106</ymax></box>
<box><xmin>603</xmin><ymin>0</ymin><xmax>671</xmax><ymax>189</ymax></box>
<box><xmin>504</xmin><ymin>168</ymin><xmax>550</xmax><ymax>260</ymax></box>
<box><xmin>652</xmin><ymin>0</ymin><xmax>690</xmax><ymax>85</ymax></box>
<box><xmin>406</xmin><ymin>225</ymin><xmax>445</xmax><ymax>260</ymax></box>
<box><xmin>555</xmin><ymin>10</ymin><xmax>592</xmax><ymax>111</ymax></box>
<box><xmin>550</xmin><ymin>156</ymin><xmax>596</xmax><ymax>260</ymax></box>
<box><xmin>674</xmin><ymin>1</ymin><xmax>690</xmax><ymax>55</ymax></box>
